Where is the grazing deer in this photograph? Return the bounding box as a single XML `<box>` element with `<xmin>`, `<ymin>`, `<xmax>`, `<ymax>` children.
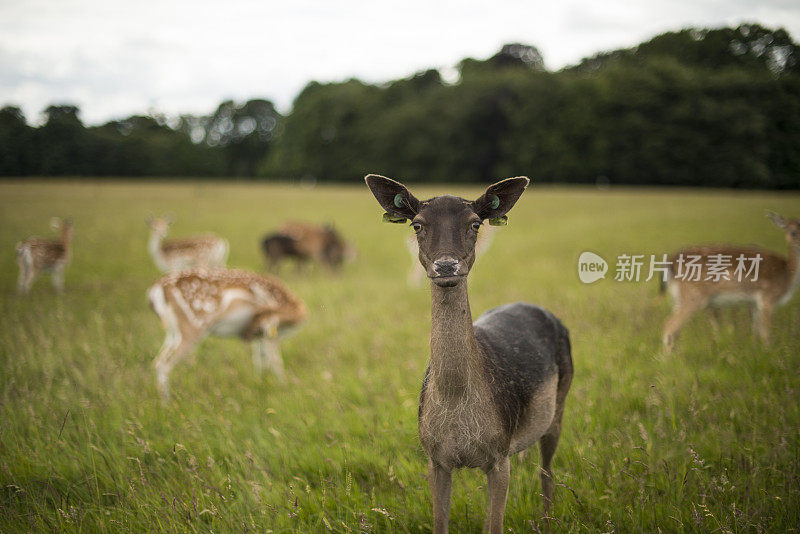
<box><xmin>16</xmin><ymin>217</ymin><xmax>73</xmax><ymax>294</ymax></box>
<box><xmin>406</xmin><ymin>225</ymin><xmax>497</xmax><ymax>287</ymax></box>
<box><xmin>147</xmin><ymin>268</ymin><xmax>307</xmax><ymax>399</ymax></box>
<box><xmin>365</xmin><ymin>175</ymin><xmax>573</xmax><ymax>533</ymax></box>
<box><xmin>146</xmin><ymin>215</ymin><xmax>228</xmax><ymax>272</ymax></box>
<box><xmin>662</xmin><ymin>211</ymin><xmax>800</xmax><ymax>352</ymax></box>
<box><xmin>261</xmin><ymin>222</ymin><xmax>355</xmax><ymax>271</ymax></box>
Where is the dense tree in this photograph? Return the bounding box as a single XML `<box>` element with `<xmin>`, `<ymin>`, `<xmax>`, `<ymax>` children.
<box><xmin>205</xmin><ymin>99</ymin><xmax>281</xmax><ymax>177</ymax></box>
<box><xmin>0</xmin><ymin>24</ymin><xmax>798</xmax><ymax>188</ymax></box>
<box><xmin>571</xmin><ymin>23</ymin><xmax>800</xmax><ymax>75</ymax></box>
<box><xmin>0</xmin><ymin>106</ymin><xmax>33</xmax><ymax>176</ymax></box>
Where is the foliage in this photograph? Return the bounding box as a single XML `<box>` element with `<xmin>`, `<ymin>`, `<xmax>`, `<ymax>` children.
<box><xmin>1</xmin><ymin>23</ymin><xmax>799</xmax><ymax>187</ymax></box>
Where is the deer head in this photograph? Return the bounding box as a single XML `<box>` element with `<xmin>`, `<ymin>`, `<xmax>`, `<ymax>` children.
<box><xmin>767</xmin><ymin>211</ymin><xmax>800</xmax><ymax>250</ymax></box>
<box><xmin>366</xmin><ymin>174</ymin><xmax>529</xmax><ymax>287</ymax></box>
<box><xmin>146</xmin><ymin>215</ymin><xmax>174</xmax><ymax>238</ymax></box>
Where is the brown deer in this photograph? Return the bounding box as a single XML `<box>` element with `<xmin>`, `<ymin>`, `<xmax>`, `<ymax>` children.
<box><xmin>662</xmin><ymin>211</ymin><xmax>800</xmax><ymax>352</ymax></box>
<box><xmin>146</xmin><ymin>215</ymin><xmax>228</xmax><ymax>272</ymax></box>
<box><xmin>406</xmin><ymin>225</ymin><xmax>497</xmax><ymax>287</ymax></box>
<box><xmin>261</xmin><ymin>222</ymin><xmax>355</xmax><ymax>271</ymax></box>
<box><xmin>16</xmin><ymin>217</ymin><xmax>73</xmax><ymax>294</ymax></box>
<box><xmin>365</xmin><ymin>175</ymin><xmax>573</xmax><ymax>533</ymax></box>
<box><xmin>148</xmin><ymin>268</ymin><xmax>307</xmax><ymax>399</ymax></box>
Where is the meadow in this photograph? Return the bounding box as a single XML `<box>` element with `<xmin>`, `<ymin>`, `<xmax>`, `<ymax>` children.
<box><xmin>0</xmin><ymin>180</ymin><xmax>798</xmax><ymax>533</ymax></box>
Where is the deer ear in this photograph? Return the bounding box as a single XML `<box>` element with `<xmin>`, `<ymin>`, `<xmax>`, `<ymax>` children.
<box><xmin>365</xmin><ymin>174</ymin><xmax>420</xmax><ymax>222</ymax></box>
<box><xmin>766</xmin><ymin>211</ymin><xmax>787</xmax><ymax>229</ymax></box>
<box><xmin>473</xmin><ymin>177</ymin><xmax>530</xmax><ymax>221</ymax></box>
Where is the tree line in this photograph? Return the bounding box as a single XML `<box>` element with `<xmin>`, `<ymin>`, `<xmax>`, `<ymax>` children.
<box><xmin>1</xmin><ymin>23</ymin><xmax>798</xmax><ymax>188</ymax></box>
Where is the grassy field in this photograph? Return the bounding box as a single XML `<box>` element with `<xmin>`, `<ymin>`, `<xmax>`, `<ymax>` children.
<box><xmin>1</xmin><ymin>180</ymin><xmax>798</xmax><ymax>533</ymax></box>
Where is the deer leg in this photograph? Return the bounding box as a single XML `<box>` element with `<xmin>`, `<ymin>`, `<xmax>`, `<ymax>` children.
<box><xmin>153</xmin><ymin>331</ymin><xmax>199</xmax><ymax>400</ymax></box>
<box><xmin>663</xmin><ymin>297</ymin><xmax>705</xmax><ymax>353</ymax></box>
<box><xmin>51</xmin><ymin>264</ymin><xmax>65</xmax><ymax>293</ymax></box>
<box><xmin>483</xmin><ymin>456</ymin><xmax>510</xmax><ymax>534</ymax></box>
<box><xmin>708</xmin><ymin>307</ymin><xmax>722</xmax><ymax>338</ymax></box>
<box><xmin>251</xmin><ymin>341</ymin><xmax>264</xmax><ymax>375</ymax></box>
<box><xmin>24</xmin><ymin>266</ymin><xmax>38</xmax><ymax>293</ymax></box>
<box><xmin>428</xmin><ymin>459</ymin><xmax>452</xmax><ymax>534</ymax></box>
<box><xmin>754</xmin><ymin>296</ymin><xmax>773</xmax><ymax>347</ymax></box>
<box><xmin>18</xmin><ymin>255</ymin><xmax>37</xmax><ymax>294</ymax></box>
<box><xmin>259</xmin><ymin>338</ymin><xmax>286</xmax><ymax>382</ymax></box>
<box><xmin>16</xmin><ymin>258</ymin><xmax>29</xmax><ymax>294</ymax></box>
<box><xmin>539</xmin><ymin>432</ymin><xmax>560</xmax><ymax>519</ymax></box>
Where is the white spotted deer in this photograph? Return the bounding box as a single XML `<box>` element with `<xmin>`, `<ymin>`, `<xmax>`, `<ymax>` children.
<box><xmin>147</xmin><ymin>215</ymin><xmax>229</xmax><ymax>272</ymax></box>
<box><xmin>148</xmin><ymin>268</ymin><xmax>307</xmax><ymax>399</ymax></box>
<box><xmin>662</xmin><ymin>211</ymin><xmax>800</xmax><ymax>352</ymax></box>
<box><xmin>366</xmin><ymin>175</ymin><xmax>573</xmax><ymax>533</ymax></box>
<box><xmin>16</xmin><ymin>217</ymin><xmax>73</xmax><ymax>294</ymax></box>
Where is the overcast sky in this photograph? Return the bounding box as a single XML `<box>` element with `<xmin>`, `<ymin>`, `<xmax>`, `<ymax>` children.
<box><xmin>1</xmin><ymin>0</ymin><xmax>799</xmax><ymax>125</ymax></box>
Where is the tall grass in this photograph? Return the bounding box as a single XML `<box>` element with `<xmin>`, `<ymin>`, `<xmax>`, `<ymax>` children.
<box><xmin>1</xmin><ymin>180</ymin><xmax>798</xmax><ymax>532</ymax></box>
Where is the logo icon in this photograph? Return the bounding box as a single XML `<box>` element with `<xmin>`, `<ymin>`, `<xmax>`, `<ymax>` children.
<box><xmin>578</xmin><ymin>251</ymin><xmax>608</xmax><ymax>284</ymax></box>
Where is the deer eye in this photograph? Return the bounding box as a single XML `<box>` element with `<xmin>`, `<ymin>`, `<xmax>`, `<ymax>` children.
<box><xmin>412</xmin><ymin>222</ymin><xmax>423</xmax><ymax>233</ymax></box>
<box><xmin>471</xmin><ymin>221</ymin><xmax>482</xmax><ymax>231</ymax></box>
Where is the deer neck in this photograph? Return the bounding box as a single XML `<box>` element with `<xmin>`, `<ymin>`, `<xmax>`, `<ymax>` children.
<box><xmin>149</xmin><ymin>231</ymin><xmax>164</xmax><ymax>259</ymax></box>
<box><xmin>61</xmin><ymin>226</ymin><xmax>72</xmax><ymax>251</ymax></box>
<box><xmin>782</xmin><ymin>243</ymin><xmax>800</xmax><ymax>303</ymax></box>
<box><xmin>428</xmin><ymin>279</ymin><xmax>483</xmax><ymax>400</ymax></box>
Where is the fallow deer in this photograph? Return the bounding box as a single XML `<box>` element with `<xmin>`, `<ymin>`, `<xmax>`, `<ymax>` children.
<box><xmin>16</xmin><ymin>217</ymin><xmax>73</xmax><ymax>294</ymax></box>
<box><xmin>147</xmin><ymin>268</ymin><xmax>307</xmax><ymax>399</ymax></box>
<box><xmin>366</xmin><ymin>175</ymin><xmax>573</xmax><ymax>533</ymax></box>
<box><xmin>662</xmin><ymin>211</ymin><xmax>800</xmax><ymax>352</ymax></box>
<box><xmin>146</xmin><ymin>215</ymin><xmax>229</xmax><ymax>272</ymax></box>
<box><xmin>406</xmin><ymin>225</ymin><xmax>497</xmax><ymax>286</ymax></box>
<box><xmin>261</xmin><ymin>222</ymin><xmax>354</xmax><ymax>271</ymax></box>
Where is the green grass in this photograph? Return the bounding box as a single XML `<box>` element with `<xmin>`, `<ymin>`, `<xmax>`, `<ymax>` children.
<box><xmin>1</xmin><ymin>180</ymin><xmax>799</xmax><ymax>532</ymax></box>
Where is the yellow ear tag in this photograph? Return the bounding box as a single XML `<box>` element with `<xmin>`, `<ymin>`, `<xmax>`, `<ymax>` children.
<box><xmin>488</xmin><ymin>216</ymin><xmax>508</xmax><ymax>226</ymax></box>
<box><xmin>382</xmin><ymin>212</ymin><xmax>407</xmax><ymax>224</ymax></box>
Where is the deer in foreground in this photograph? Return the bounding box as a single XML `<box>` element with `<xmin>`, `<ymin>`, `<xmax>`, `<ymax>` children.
<box><xmin>148</xmin><ymin>268</ymin><xmax>307</xmax><ymax>399</ymax></box>
<box><xmin>16</xmin><ymin>217</ymin><xmax>73</xmax><ymax>294</ymax></box>
<box><xmin>662</xmin><ymin>211</ymin><xmax>800</xmax><ymax>352</ymax></box>
<box><xmin>365</xmin><ymin>175</ymin><xmax>573</xmax><ymax>533</ymax></box>
<box><xmin>262</xmin><ymin>222</ymin><xmax>355</xmax><ymax>271</ymax></box>
<box><xmin>146</xmin><ymin>215</ymin><xmax>229</xmax><ymax>272</ymax></box>
<box><xmin>406</xmin><ymin>225</ymin><xmax>496</xmax><ymax>286</ymax></box>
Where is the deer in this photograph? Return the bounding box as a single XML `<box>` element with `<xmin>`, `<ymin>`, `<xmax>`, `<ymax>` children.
<box><xmin>147</xmin><ymin>268</ymin><xmax>307</xmax><ymax>399</ymax></box>
<box><xmin>146</xmin><ymin>215</ymin><xmax>229</xmax><ymax>272</ymax></box>
<box><xmin>365</xmin><ymin>174</ymin><xmax>573</xmax><ymax>533</ymax></box>
<box><xmin>16</xmin><ymin>217</ymin><xmax>73</xmax><ymax>294</ymax></box>
<box><xmin>662</xmin><ymin>211</ymin><xmax>800</xmax><ymax>352</ymax></box>
<box><xmin>406</xmin><ymin>225</ymin><xmax>497</xmax><ymax>286</ymax></box>
<box><xmin>261</xmin><ymin>222</ymin><xmax>355</xmax><ymax>271</ymax></box>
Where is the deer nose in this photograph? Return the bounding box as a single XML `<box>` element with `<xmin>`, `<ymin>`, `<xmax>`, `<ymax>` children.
<box><xmin>433</xmin><ymin>258</ymin><xmax>459</xmax><ymax>276</ymax></box>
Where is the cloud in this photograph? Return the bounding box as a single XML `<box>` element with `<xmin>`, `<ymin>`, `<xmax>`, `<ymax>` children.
<box><xmin>1</xmin><ymin>0</ymin><xmax>799</xmax><ymax>124</ymax></box>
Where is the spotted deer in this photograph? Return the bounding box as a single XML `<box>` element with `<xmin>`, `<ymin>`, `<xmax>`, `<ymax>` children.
<box><xmin>147</xmin><ymin>215</ymin><xmax>229</xmax><ymax>272</ymax></box>
<box><xmin>147</xmin><ymin>268</ymin><xmax>307</xmax><ymax>399</ymax></box>
<box><xmin>16</xmin><ymin>217</ymin><xmax>73</xmax><ymax>294</ymax></box>
<box><xmin>366</xmin><ymin>175</ymin><xmax>573</xmax><ymax>533</ymax></box>
<box><xmin>662</xmin><ymin>211</ymin><xmax>800</xmax><ymax>352</ymax></box>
